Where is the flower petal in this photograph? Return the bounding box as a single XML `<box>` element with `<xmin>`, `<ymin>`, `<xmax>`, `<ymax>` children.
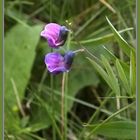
<box><xmin>41</xmin><ymin>23</ymin><xmax>69</xmax><ymax>48</ymax></box>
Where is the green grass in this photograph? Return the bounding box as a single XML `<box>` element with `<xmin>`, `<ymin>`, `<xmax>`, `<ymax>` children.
<box><xmin>5</xmin><ymin>0</ymin><xmax>136</xmax><ymax>140</ymax></box>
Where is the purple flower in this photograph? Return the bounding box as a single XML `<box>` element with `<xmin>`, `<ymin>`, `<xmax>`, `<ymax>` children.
<box><xmin>44</xmin><ymin>51</ymin><xmax>75</xmax><ymax>74</ymax></box>
<box><xmin>41</xmin><ymin>23</ymin><xmax>69</xmax><ymax>48</ymax></box>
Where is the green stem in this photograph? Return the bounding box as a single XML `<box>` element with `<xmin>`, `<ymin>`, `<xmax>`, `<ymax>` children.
<box><xmin>51</xmin><ymin>74</ymin><xmax>56</xmax><ymax>140</ymax></box>
<box><xmin>64</xmin><ymin>73</ymin><xmax>68</xmax><ymax>140</ymax></box>
<box><xmin>61</xmin><ymin>73</ymin><xmax>66</xmax><ymax>140</ymax></box>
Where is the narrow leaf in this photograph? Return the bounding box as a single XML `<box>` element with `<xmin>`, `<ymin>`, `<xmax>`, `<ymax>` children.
<box><xmin>106</xmin><ymin>17</ymin><xmax>135</xmax><ymax>57</ymax></box>
<box><xmin>116</xmin><ymin>59</ymin><xmax>131</xmax><ymax>95</ymax></box>
<box><xmin>87</xmin><ymin>57</ymin><xmax>117</xmax><ymax>94</ymax></box>
<box><xmin>86</xmin><ymin>121</ymin><xmax>136</xmax><ymax>139</ymax></box>
<box><xmin>72</xmin><ymin>28</ymin><xmax>133</xmax><ymax>46</ymax></box>
<box><xmin>101</xmin><ymin>55</ymin><xmax>120</xmax><ymax>96</ymax></box>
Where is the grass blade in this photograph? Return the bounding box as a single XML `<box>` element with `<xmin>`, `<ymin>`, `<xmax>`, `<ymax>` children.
<box><xmin>73</xmin><ymin>28</ymin><xmax>133</xmax><ymax>46</ymax></box>
<box><xmin>85</xmin><ymin>121</ymin><xmax>135</xmax><ymax>139</ymax></box>
<box><xmin>106</xmin><ymin>17</ymin><xmax>135</xmax><ymax>57</ymax></box>
<box><xmin>116</xmin><ymin>59</ymin><xmax>131</xmax><ymax>95</ymax></box>
<box><xmin>87</xmin><ymin>101</ymin><xmax>135</xmax><ymax>138</ymax></box>
<box><xmin>101</xmin><ymin>55</ymin><xmax>120</xmax><ymax>96</ymax></box>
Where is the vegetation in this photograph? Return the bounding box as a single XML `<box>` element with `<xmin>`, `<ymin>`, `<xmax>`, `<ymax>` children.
<box><xmin>5</xmin><ymin>0</ymin><xmax>136</xmax><ymax>140</ymax></box>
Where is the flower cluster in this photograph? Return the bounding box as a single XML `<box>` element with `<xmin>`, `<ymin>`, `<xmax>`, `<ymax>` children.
<box><xmin>41</xmin><ymin>23</ymin><xmax>81</xmax><ymax>74</ymax></box>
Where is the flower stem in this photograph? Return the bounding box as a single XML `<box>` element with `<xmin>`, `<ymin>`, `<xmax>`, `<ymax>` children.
<box><xmin>61</xmin><ymin>73</ymin><xmax>66</xmax><ymax>139</ymax></box>
<box><xmin>51</xmin><ymin>74</ymin><xmax>56</xmax><ymax>140</ymax></box>
<box><xmin>50</xmin><ymin>47</ymin><xmax>56</xmax><ymax>140</ymax></box>
<box><xmin>73</xmin><ymin>48</ymin><xmax>85</xmax><ymax>53</ymax></box>
<box><xmin>64</xmin><ymin>73</ymin><xmax>68</xmax><ymax>140</ymax></box>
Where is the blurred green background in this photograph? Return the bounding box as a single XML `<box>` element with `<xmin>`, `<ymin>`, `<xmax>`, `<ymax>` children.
<box><xmin>4</xmin><ymin>0</ymin><xmax>136</xmax><ymax>140</ymax></box>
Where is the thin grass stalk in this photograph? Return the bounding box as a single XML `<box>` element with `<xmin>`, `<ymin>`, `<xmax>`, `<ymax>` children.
<box><xmin>99</xmin><ymin>0</ymin><xmax>116</xmax><ymax>13</ymax></box>
<box><xmin>118</xmin><ymin>35</ymin><xmax>130</xmax><ymax>116</ymax></box>
<box><xmin>116</xmin><ymin>96</ymin><xmax>121</xmax><ymax>110</ymax></box>
<box><xmin>38</xmin><ymin>70</ymin><xmax>47</xmax><ymax>92</ymax></box>
<box><xmin>11</xmin><ymin>78</ymin><xmax>26</xmax><ymax>117</ymax></box>
<box><xmin>51</xmin><ymin>74</ymin><xmax>56</xmax><ymax>140</ymax></box>
<box><xmin>116</xmin><ymin>43</ymin><xmax>121</xmax><ymax>110</ymax></box>
<box><xmin>64</xmin><ymin>73</ymin><xmax>68</xmax><ymax>140</ymax></box>
<box><xmin>116</xmin><ymin>46</ymin><xmax>121</xmax><ymax>110</ymax></box>
<box><xmin>61</xmin><ymin>73</ymin><xmax>66</xmax><ymax>139</ymax></box>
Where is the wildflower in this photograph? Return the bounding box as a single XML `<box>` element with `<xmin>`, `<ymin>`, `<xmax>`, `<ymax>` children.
<box><xmin>44</xmin><ymin>51</ymin><xmax>75</xmax><ymax>74</ymax></box>
<box><xmin>41</xmin><ymin>23</ymin><xmax>69</xmax><ymax>48</ymax></box>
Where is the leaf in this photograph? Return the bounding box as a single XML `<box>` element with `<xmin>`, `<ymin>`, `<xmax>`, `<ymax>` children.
<box><xmin>102</xmin><ymin>45</ymin><xmax>130</xmax><ymax>75</ymax></box>
<box><xmin>116</xmin><ymin>59</ymin><xmax>131</xmax><ymax>95</ymax></box>
<box><xmin>5</xmin><ymin>23</ymin><xmax>42</xmax><ymax>105</ymax></box>
<box><xmin>101</xmin><ymin>45</ymin><xmax>117</xmax><ymax>61</ymax></box>
<box><xmin>106</xmin><ymin>17</ymin><xmax>135</xmax><ymax>57</ymax></box>
<box><xmin>28</xmin><ymin>122</ymin><xmax>51</xmax><ymax>133</ymax></box>
<box><xmin>86</xmin><ymin>121</ymin><xmax>136</xmax><ymax>139</ymax></box>
<box><xmin>87</xmin><ymin>57</ymin><xmax>113</xmax><ymax>91</ymax></box>
<box><xmin>86</xmin><ymin>102</ymin><xmax>135</xmax><ymax>138</ymax></box>
<box><xmin>74</xmin><ymin>28</ymin><xmax>133</xmax><ymax>47</ymax></box>
<box><xmin>87</xmin><ymin>55</ymin><xmax>120</xmax><ymax>96</ymax></box>
<box><xmin>101</xmin><ymin>55</ymin><xmax>120</xmax><ymax>96</ymax></box>
<box><xmin>5</xmin><ymin>23</ymin><xmax>42</xmax><ymax>132</ymax></box>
